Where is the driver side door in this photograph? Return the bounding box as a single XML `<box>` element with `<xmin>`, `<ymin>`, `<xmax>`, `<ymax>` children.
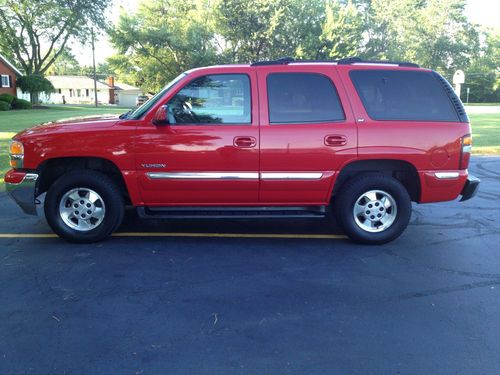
<box><xmin>135</xmin><ymin>69</ymin><xmax>260</xmax><ymax>206</ymax></box>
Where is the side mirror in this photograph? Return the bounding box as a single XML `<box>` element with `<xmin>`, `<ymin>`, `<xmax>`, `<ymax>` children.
<box><xmin>152</xmin><ymin>105</ymin><xmax>169</xmax><ymax>126</ymax></box>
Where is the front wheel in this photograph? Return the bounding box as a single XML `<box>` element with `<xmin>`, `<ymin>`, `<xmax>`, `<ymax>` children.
<box><xmin>44</xmin><ymin>170</ymin><xmax>124</xmax><ymax>243</ymax></box>
<box><xmin>335</xmin><ymin>174</ymin><xmax>412</xmax><ymax>244</ymax></box>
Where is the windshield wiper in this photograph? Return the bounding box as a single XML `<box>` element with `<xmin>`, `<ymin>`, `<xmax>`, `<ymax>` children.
<box><xmin>119</xmin><ymin>110</ymin><xmax>132</xmax><ymax>120</ymax></box>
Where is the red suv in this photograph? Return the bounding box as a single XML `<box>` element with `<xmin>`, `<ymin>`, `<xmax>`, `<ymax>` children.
<box><xmin>5</xmin><ymin>57</ymin><xmax>479</xmax><ymax>244</ymax></box>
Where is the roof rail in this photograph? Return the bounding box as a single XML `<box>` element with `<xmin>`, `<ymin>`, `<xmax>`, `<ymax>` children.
<box><xmin>337</xmin><ymin>57</ymin><xmax>419</xmax><ymax>68</ymax></box>
<box><xmin>250</xmin><ymin>56</ymin><xmax>419</xmax><ymax>68</ymax></box>
<box><xmin>250</xmin><ymin>57</ymin><xmax>295</xmax><ymax>66</ymax></box>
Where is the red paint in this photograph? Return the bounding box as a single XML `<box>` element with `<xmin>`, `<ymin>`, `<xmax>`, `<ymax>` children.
<box><xmin>8</xmin><ymin>63</ymin><xmax>473</xmax><ymax>207</ymax></box>
<box><xmin>4</xmin><ymin>169</ymin><xmax>26</xmax><ymax>184</ymax></box>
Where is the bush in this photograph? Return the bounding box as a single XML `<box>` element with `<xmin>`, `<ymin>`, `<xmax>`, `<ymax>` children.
<box><xmin>0</xmin><ymin>101</ymin><xmax>9</xmax><ymax>111</ymax></box>
<box><xmin>12</xmin><ymin>98</ymin><xmax>32</xmax><ymax>110</ymax></box>
<box><xmin>0</xmin><ymin>93</ymin><xmax>16</xmax><ymax>104</ymax></box>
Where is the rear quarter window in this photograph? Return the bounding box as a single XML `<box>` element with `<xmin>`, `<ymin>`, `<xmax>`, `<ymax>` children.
<box><xmin>350</xmin><ymin>70</ymin><xmax>460</xmax><ymax>122</ymax></box>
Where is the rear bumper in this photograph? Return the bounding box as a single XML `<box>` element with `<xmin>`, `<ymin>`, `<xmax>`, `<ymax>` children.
<box><xmin>4</xmin><ymin>170</ymin><xmax>39</xmax><ymax>215</ymax></box>
<box><xmin>460</xmin><ymin>175</ymin><xmax>480</xmax><ymax>202</ymax></box>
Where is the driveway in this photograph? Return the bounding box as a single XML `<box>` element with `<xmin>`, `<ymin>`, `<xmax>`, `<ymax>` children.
<box><xmin>0</xmin><ymin>157</ymin><xmax>499</xmax><ymax>374</ymax></box>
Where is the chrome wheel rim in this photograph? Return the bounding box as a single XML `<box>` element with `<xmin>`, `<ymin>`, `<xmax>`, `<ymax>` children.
<box><xmin>59</xmin><ymin>188</ymin><xmax>106</xmax><ymax>232</ymax></box>
<box><xmin>353</xmin><ymin>190</ymin><xmax>397</xmax><ymax>233</ymax></box>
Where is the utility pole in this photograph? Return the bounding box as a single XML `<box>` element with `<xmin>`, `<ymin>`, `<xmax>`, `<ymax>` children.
<box><xmin>91</xmin><ymin>28</ymin><xmax>98</xmax><ymax>107</ymax></box>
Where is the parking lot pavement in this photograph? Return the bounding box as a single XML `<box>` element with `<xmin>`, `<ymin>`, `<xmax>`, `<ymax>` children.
<box><xmin>0</xmin><ymin>157</ymin><xmax>499</xmax><ymax>374</ymax></box>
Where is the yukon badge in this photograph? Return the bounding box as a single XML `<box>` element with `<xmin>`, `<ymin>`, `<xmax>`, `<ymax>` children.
<box><xmin>142</xmin><ymin>163</ymin><xmax>166</xmax><ymax>168</ymax></box>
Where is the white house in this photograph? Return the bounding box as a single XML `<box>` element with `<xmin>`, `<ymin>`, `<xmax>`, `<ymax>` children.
<box><xmin>113</xmin><ymin>81</ymin><xmax>143</xmax><ymax>107</ymax></box>
<box><xmin>17</xmin><ymin>75</ymin><xmax>143</xmax><ymax>107</ymax></box>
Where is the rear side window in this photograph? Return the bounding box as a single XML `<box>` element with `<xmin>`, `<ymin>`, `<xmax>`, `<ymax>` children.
<box><xmin>350</xmin><ymin>70</ymin><xmax>459</xmax><ymax>122</ymax></box>
<box><xmin>267</xmin><ymin>73</ymin><xmax>345</xmax><ymax>124</ymax></box>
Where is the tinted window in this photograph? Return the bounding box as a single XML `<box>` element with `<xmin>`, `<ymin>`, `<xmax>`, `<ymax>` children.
<box><xmin>350</xmin><ymin>70</ymin><xmax>459</xmax><ymax>122</ymax></box>
<box><xmin>267</xmin><ymin>73</ymin><xmax>345</xmax><ymax>124</ymax></box>
<box><xmin>168</xmin><ymin>74</ymin><xmax>251</xmax><ymax>125</ymax></box>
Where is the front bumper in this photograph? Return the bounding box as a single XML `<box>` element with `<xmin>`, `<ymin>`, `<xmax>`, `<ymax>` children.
<box><xmin>4</xmin><ymin>170</ymin><xmax>39</xmax><ymax>215</ymax></box>
<box><xmin>460</xmin><ymin>175</ymin><xmax>480</xmax><ymax>202</ymax></box>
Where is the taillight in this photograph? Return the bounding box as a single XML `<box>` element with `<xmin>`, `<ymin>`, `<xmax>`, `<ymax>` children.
<box><xmin>459</xmin><ymin>134</ymin><xmax>472</xmax><ymax>170</ymax></box>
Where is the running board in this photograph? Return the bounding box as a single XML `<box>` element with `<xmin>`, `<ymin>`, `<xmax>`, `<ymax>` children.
<box><xmin>137</xmin><ymin>206</ymin><xmax>327</xmax><ymax>219</ymax></box>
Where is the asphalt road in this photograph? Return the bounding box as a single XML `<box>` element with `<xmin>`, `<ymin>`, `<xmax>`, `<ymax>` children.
<box><xmin>0</xmin><ymin>157</ymin><xmax>499</xmax><ymax>374</ymax></box>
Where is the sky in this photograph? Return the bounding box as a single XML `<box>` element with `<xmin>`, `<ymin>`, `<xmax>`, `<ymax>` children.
<box><xmin>71</xmin><ymin>0</ymin><xmax>500</xmax><ymax>66</ymax></box>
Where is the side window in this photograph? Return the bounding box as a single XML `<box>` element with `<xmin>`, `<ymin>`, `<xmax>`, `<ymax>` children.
<box><xmin>267</xmin><ymin>73</ymin><xmax>345</xmax><ymax>124</ymax></box>
<box><xmin>350</xmin><ymin>70</ymin><xmax>459</xmax><ymax>122</ymax></box>
<box><xmin>167</xmin><ymin>74</ymin><xmax>251</xmax><ymax>125</ymax></box>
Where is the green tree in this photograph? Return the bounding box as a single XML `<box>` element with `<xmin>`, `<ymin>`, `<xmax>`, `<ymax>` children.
<box><xmin>363</xmin><ymin>0</ymin><xmax>479</xmax><ymax>74</ymax></box>
<box><xmin>464</xmin><ymin>29</ymin><xmax>500</xmax><ymax>102</ymax></box>
<box><xmin>109</xmin><ymin>0</ymin><xmax>217</xmax><ymax>93</ymax></box>
<box><xmin>0</xmin><ymin>0</ymin><xmax>111</xmax><ymax>75</ymax></box>
<box><xmin>46</xmin><ymin>49</ymin><xmax>81</xmax><ymax>75</ymax></box>
<box><xmin>16</xmin><ymin>74</ymin><xmax>55</xmax><ymax>104</ymax></box>
<box><xmin>317</xmin><ymin>0</ymin><xmax>363</xmax><ymax>59</ymax></box>
<box><xmin>104</xmin><ymin>0</ymin><xmax>494</xmax><ymax>98</ymax></box>
<box><xmin>215</xmin><ymin>0</ymin><xmax>292</xmax><ymax>62</ymax></box>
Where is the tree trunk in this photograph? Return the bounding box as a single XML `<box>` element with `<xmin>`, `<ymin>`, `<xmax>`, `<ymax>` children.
<box><xmin>29</xmin><ymin>91</ymin><xmax>39</xmax><ymax>105</ymax></box>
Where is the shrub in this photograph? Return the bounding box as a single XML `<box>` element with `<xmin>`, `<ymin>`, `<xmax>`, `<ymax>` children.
<box><xmin>0</xmin><ymin>93</ymin><xmax>16</xmax><ymax>104</ymax></box>
<box><xmin>12</xmin><ymin>98</ymin><xmax>32</xmax><ymax>110</ymax></box>
<box><xmin>0</xmin><ymin>101</ymin><xmax>9</xmax><ymax>111</ymax></box>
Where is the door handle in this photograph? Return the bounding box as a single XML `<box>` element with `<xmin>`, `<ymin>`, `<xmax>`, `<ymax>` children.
<box><xmin>234</xmin><ymin>136</ymin><xmax>257</xmax><ymax>148</ymax></box>
<box><xmin>324</xmin><ymin>135</ymin><xmax>347</xmax><ymax>146</ymax></box>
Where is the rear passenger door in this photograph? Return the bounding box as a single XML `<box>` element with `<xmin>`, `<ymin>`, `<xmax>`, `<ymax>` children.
<box><xmin>257</xmin><ymin>66</ymin><xmax>358</xmax><ymax>204</ymax></box>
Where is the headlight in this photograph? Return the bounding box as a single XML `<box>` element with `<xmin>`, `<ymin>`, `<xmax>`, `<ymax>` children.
<box><xmin>9</xmin><ymin>140</ymin><xmax>24</xmax><ymax>169</ymax></box>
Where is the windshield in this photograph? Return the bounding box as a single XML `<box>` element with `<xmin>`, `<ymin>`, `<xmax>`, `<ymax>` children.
<box><xmin>124</xmin><ymin>73</ymin><xmax>188</xmax><ymax>120</ymax></box>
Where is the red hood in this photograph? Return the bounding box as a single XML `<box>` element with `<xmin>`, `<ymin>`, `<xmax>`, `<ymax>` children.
<box><xmin>14</xmin><ymin>115</ymin><xmax>121</xmax><ymax>140</ymax></box>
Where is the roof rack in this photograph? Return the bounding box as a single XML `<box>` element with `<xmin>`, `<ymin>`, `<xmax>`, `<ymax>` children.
<box><xmin>337</xmin><ymin>57</ymin><xmax>419</xmax><ymax>68</ymax></box>
<box><xmin>250</xmin><ymin>57</ymin><xmax>295</xmax><ymax>66</ymax></box>
<box><xmin>250</xmin><ymin>56</ymin><xmax>419</xmax><ymax>68</ymax></box>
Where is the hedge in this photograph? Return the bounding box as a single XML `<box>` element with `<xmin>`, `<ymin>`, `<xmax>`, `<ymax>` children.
<box><xmin>0</xmin><ymin>101</ymin><xmax>9</xmax><ymax>111</ymax></box>
<box><xmin>12</xmin><ymin>98</ymin><xmax>32</xmax><ymax>110</ymax></box>
<box><xmin>0</xmin><ymin>93</ymin><xmax>16</xmax><ymax>104</ymax></box>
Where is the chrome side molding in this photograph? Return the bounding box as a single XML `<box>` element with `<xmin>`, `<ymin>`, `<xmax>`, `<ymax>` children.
<box><xmin>260</xmin><ymin>172</ymin><xmax>323</xmax><ymax>180</ymax></box>
<box><xmin>146</xmin><ymin>172</ymin><xmax>324</xmax><ymax>180</ymax></box>
<box><xmin>147</xmin><ymin>172</ymin><xmax>259</xmax><ymax>180</ymax></box>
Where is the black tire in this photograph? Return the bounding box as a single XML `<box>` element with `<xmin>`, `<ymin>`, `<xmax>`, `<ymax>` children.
<box><xmin>44</xmin><ymin>170</ymin><xmax>124</xmax><ymax>243</ymax></box>
<box><xmin>334</xmin><ymin>174</ymin><xmax>411</xmax><ymax>245</ymax></box>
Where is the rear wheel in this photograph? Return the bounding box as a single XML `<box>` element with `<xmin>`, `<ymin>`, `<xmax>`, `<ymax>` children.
<box><xmin>44</xmin><ymin>170</ymin><xmax>124</xmax><ymax>243</ymax></box>
<box><xmin>335</xmin><ymin>174</ymin><xmax>411</xmax><ymax>244</ymax></box>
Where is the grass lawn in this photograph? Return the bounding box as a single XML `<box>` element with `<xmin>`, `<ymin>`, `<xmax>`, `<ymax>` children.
<box><xmin>469</xmin><ymin>112</ymin><xmax>500</xmax><ymax>154</ymax></box>
<box><xmin>0</xmin><ymin>104</ymin><xmax>128</xmax><ymax>133</ymax></box>
<box><xmin>0</xmin><ymin>104</ymin><xmax>498</xmax><ymax>189</ymax></box>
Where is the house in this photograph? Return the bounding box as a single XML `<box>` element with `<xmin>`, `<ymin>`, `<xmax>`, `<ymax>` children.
<box><xmin>113</xmin><ymin>80</ymin><xmax>144</xmax><ymax>107</ymax></box>
<box><xmin>43</xmin><ymin>75</ymin><xmax>112</xmax><ymax>104</ymax></box>
<box><xmin>18</xmin><ymin>75</ymin><xmax>143</xmax><ymax>107</ymax></box>
<box><xmin>0</xmin><ymin>53</ymin><xmax>22</xmax><ymax>97</ymax></box>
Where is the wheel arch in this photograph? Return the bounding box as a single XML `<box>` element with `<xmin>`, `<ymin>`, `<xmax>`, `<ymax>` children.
<box><xmin>36</xmin><ymin>156</ymin><xmax>131</xmax><ymax>203</ymax></box>
<box><xmin>331</xmin><ymin>159</ymin><xmax>421</xmax><ymax>202</ymax></box>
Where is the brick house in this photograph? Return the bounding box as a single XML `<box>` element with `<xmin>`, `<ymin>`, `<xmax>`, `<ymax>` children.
<box><xmin>0</xmin><ymin>53</ymin><xmax>22</xmax><ymax>97</ymax></box>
